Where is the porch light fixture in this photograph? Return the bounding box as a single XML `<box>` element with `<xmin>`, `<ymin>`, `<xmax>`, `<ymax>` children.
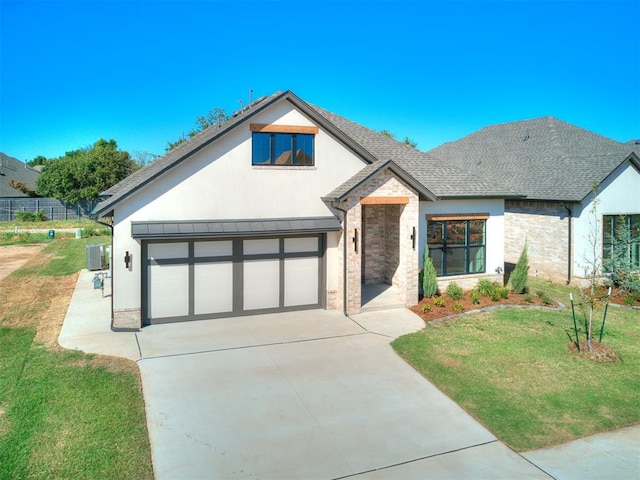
<box><xmin>124</xmin><ymin>251</ymin><xmax>132</xmax><ymax>269</ymax></box>
<box><xmin>411</xmin><ymin>226</ymin><xmax>416</xmax><ymax>250</ymax></box>
<box><xmin>353</xmin><ymin>228</ymin><xmax>359</xmax><ymax>253</ymax></box>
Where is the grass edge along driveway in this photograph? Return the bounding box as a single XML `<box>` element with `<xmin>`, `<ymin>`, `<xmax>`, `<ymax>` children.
<box><xmin>0</xmin><ymin>238</ymin><xmax>153</xmax><ymax>480</ymax></box>
<box><xmin>392</xmin><ymin>278</ymin><xmax>640</xmax><ymax>451</ymax></box>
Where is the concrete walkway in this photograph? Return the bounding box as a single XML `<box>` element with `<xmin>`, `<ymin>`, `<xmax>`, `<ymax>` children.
<box><xmin>59</xmin><ymin>270</ymin><xmax>639</xmax><ymax>479</ymax></box>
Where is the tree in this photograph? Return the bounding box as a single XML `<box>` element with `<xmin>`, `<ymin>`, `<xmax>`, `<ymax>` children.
<box><xmin>509</xmin><ymin>243</ymin><xmax>529</xmax><ymax>294</ymax></box>
<box><xmin>166</xmin><ymin>107</ymin><xmax>230</xmax><ymax>151</ymax></box>
<box><xmin>580</xmin><ymin>182</ymin><xmax>606</xmax><ymax>351</ymax></box>
<box><xmin>422</xmin><ymin>245</ymin><xmax>439</xmax><ymax>297</ymax></box>
<box><xmin>36</xmin><ymin>139</ymin><xmax>138</xmax><ymax>204</ymax></box>
<box><xmin>8</xmin><ymin>180</ymin><xmax>38</xmax><ymax>197</ymax></box>
<box><xmin>378</xmin><ymin>129</ymin><xmax>417</xmax><ymax>148</ymax></box>
<box><xmin>403</xmin><ymin>136</ymin><xmax>418</xmax><ymax>148</ymax></box>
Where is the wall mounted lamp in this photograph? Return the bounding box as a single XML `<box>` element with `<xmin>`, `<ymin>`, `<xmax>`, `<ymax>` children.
<box><xmin>353</xmin><ymin>228</ymin><xmax>359</xmax><ymax>253</ymax></box>
<box><xmin>411</xmin><ymin>226</ymin><xmax>416</xmax><ymax>250</ymax></box>
<box><xmin>124</xmin><ymin>251</ymin><xmax>132</xmax><ymax>269</ymax></box>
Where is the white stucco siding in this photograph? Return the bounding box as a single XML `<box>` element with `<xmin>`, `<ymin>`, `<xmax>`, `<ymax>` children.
<box><xmin>573</xmin><ymin>161</ymin><xmax>640</xmax><ymax>276</ymax></box>
<box><xmin>110</xmin><ymin>99</ymin><xmax>366</xmax><ymax>314</ymax></box>
<box><xmin>419</xmin><ymin>199</ymin><xmax>505</xmax><ymax>277</ymax></box>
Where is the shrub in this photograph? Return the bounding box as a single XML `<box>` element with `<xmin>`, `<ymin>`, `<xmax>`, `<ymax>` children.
<box><xmin>523</xmin><ymin>293</ymin><xmax>534</xmax><ymax>303</ymax></box>
<box><xmin>15</xmin><ymin>210</ymin><xmax>47</xmax><ymax>222</ymax></box>
<box><xmin>500</xmin><ymin>287</ymin><xmax>509</xmax><ymax>299</ymax></box>
<box><xmin>537</xmin><ymin>292</ymin><xmax>552</xmax><ymax>305</ymax></box>
<box><xmin>421</xmin><ymin>303</ymin><xmax>432</xmax><ymax>313</ymax></box>
<box><xmin>445</xmin><ymin>282</ymin><xmax>464</xmax><ymax>300</ymax></box>
<box><xmin>83</xmin><ymin>227</ymin><xmax>96</xmax><ymax>237</ymax></box>
<box><xmin>433</xmin><ymin>296</ymin><xmax>446</xmax><ymax>308</ymax></box>
<box><xmin>624</xmin><ymin>296</ymin><xmax>635</xmax><ymax>306</ymax></box>
<box><xmin>470</xmin><ymin>289</ymin><xmax>480</xmax><ymax>305</ymax></box>
<box><xmin>15</xmin><ymin>211</ymin><xmax>36</xmax><ymax>222</ymax></box>
<box><xmin>477</xmin><ymin>279</ymin><xmax>495</xmax><ymax>297</ymax></box>
<box><xmin>422</xmin><ymin>245</ymin><xmax>439</xmax><ymax>298</ymax></box>
<box><xmin>453</xmin><ymin>301</ymin><xmax>464</xmax><ymax>313</ymax></box>
<box><xmin>510</xmin><ymin>243</ymin><xmax>529</xmax><ymax>294</ymax></box>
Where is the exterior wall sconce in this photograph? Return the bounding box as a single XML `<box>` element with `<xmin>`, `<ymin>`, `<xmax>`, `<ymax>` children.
<box><xmin>353</xmin><ymin>228</ymin><xmax>359</xmax><ymax>253</ymax></box>
<box><xmin>411</xmin><ymin>226</ymin><xmax>416</xmax><ymax>250</ymax></box>
<box><xmin>124</xmin><ymin>251</ymin><xmax>132</xmax><ymax>269</ymax></box>
<box><xmin>495</xmin><ymin>266</ymin><xmax>503</xmax><ymax>274</ymax></box>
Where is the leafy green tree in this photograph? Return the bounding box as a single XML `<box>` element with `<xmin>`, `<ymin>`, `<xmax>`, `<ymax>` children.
<box><xmin>422</xmin><ymin>245</ymin><xmax>439</xmax><ymax>297</ymax></box>
<box><xmin>166</xmin><ymin>107</ymin><xmax>229</xmax><ymax>151</ymax></box>
<box><xmin>509</xmin><ymin>243</ymin><xmax>530</xmax><ymax>294</ymax></box>
<box><xmin>36</xmin><ymin>139</ymin><xmax>138</xmax><ymax>204</ymax></box>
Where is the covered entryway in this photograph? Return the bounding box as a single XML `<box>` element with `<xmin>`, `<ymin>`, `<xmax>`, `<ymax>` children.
<box><xmin>133</xmin><ymin>218</ymin><xmax>340</xmax><ymax>325</ymax></box>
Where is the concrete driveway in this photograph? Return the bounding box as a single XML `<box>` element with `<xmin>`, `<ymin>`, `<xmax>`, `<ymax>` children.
<box><xmin>132</xmin><ymin>310</ymin><xmax>547</xmax><ymax>479</ymax></box>
<box><xmin>60</xmin><ymin>271</ymin><xmax>554</xmax><ymax>479</ymax></box>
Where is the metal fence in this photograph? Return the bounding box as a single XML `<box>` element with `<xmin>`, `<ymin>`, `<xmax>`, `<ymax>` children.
<box><xmin>0</xmin><ymin>197</ymin><xmax>96</xmax><ymax>222</ymax></box>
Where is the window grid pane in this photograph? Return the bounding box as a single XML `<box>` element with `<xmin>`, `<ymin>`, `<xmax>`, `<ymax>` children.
<box><xmin>252</xmin><ymin>132</ymin><xmax>314</xmax><ymax>166</ymax></box>
<box><xmin>427</xmin><ymin>219</ymin><xmax>486</xmax><ymax>276</ymax></box>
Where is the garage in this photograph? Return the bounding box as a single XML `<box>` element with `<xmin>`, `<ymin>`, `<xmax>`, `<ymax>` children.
<box><xmin>134</xmin><ymin>218</ymin><xmax>339</xmax><ymax>325</ymax></box>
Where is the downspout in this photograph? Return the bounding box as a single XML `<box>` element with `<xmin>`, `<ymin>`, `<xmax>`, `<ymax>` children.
<box><xmin>564</xmin><ymin>204</ymin><xmax>572</xmax><ymax>285</ymax></box>
<box><xmin>332</xmin><ymin>202</ymin><xmax>349</xmax><ymax>316</ymax></box>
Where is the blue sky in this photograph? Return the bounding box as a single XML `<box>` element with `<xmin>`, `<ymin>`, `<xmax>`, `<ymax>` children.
<box><xmin>1</xmin><ymin>0</ymin><xmax>638</xmax><ymax>161</ymax></box>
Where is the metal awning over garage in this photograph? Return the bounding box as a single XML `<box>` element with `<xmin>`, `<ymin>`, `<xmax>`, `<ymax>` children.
<box><xmin>132</xmin><ymin>216</ymin><xmax>341</xmax><ymax>239</ymax></box>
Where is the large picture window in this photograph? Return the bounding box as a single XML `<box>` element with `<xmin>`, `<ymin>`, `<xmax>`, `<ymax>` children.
<box><xmin>427</xmin><ymin>216</ymin><xmax>487</xmax><ymax>276</ymax></box>
<box><xmin>603</xmin><ymin>214</ymin><xmax>640</xmax><ymax>271</ymax></box>
<box><xmin>252</xmin><ymin>132</ymin><xmax>314</xmax><ymax>166</ymax></box>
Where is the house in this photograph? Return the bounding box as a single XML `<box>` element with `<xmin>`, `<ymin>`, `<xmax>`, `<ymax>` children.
<box><xmin>93</xmin><ymin>90</ymin><xmax>518</xmax><ymax>330</ymax></box>
<box><xmin>428</xmin><ymin>117</ymin><xmax>640</xmax><ymax>284</ymax></box>
<box><xmin>0</xmin><ymin>153</ymin><xmax>40</xmax><ymax>197</ymax></box>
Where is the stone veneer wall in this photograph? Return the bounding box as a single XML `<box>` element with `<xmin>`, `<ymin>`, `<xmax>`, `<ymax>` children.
<box><xmin>333</xmin><ymin>169</ymin><xmax>419</xmax><ymax>314</ymax></box>
<box><xmin>113</xmin><ymin>308</ymin><xmax>141</xmax><ymax>330</ymax></box>
<box><xmin>504</xmin><ymin>200</ymin><xmax>571</xmax><ymax>283</ymax></box>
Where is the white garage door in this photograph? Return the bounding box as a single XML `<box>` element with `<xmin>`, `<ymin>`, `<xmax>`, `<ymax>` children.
<box><xmin>144</xmin><ymin>235</ymin><xmax>323</xmax><ymax>324</ymax></box>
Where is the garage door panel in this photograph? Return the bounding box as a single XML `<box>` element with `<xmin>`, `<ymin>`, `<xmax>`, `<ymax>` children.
<box><xmin>284</xmin><ymin>257</ymin><xmax>319</xmax><ymax>307</ymax></box>
<box><xmin>148</xmin><ymin>264</ymin><xmax>189</xmax><ymax>319</ymax></box>
<box><xmin>194</xmin><ymin>262</ymin><xmax>233</xmax><ymax>315</ymax></box>
<box><xmin>243</xmin><ymin>259</ymin><xmax>280</xmax><ymax>310</ymax></box>
<box><xmin>145</xmin><ymin>235</ymin><xmax>323</xmax><ymax>324</ymax></box>
<box><xmin>148</xmin><ymin>242</ymin><xmax>188</xmax><ymax>260</ymax></box>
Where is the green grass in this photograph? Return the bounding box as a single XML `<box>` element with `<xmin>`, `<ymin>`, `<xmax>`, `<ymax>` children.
<box><xmin>392</xmin><ymin>277</ymin><xmax>640</xmax><ymax>451</ymax></box>
<box><xmin>0</xmin><ymin>238</ymin><xmax>152</xmax><ymax>479</ymax></box>
<box><xmin>0</xmin><ymin>219</ymin><xmax>103</xmax><ymax>230</ymax></box>
<box><xmin>9</xmin><ymin>237</ymin><xmax>110</xmax><ymax>277</ymax></box>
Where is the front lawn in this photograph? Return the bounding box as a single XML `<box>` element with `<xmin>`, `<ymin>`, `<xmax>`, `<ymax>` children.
<box><xmin>392</xmin><ymin>278</ymin><xmax>640</xmax><ymax>451</ymax></box>
<box><xmin>0</xmin><ymin>239</ymin><xmax>152</xmax><ymax>479</ymax></box>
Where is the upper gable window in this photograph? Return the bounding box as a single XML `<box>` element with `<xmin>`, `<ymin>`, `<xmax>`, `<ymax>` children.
<box><xmin>250</xmin><ymin>124</ymin><xmax>317</xmax><ymax>166</ymax></box>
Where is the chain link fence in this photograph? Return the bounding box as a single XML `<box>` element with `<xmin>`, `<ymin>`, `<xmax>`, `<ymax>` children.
<box><xmin>0</xmin><ymin>197</ymin><xmax>96</xmax><ymax>222</ymax></box>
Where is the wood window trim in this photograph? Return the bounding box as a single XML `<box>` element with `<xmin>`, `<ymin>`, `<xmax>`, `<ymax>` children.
<box><xmin>426</xmin><ymin>213</ymin><xmax>490</xmax><ymax>221</ymax></box>
<box><xmin>360</xmin><ymin>196</ymin><xmax>409</xmax><ymax>205</ymax></box>
<box><xmin>250</xmin><ymin>124</ymin><xmax>319</xmax><ymax>134</ymax></box>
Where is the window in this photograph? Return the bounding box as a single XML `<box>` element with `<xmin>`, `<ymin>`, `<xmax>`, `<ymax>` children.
<box><xmin>427</xmin><ymin>216</ymin><xmax>487</xmax><ymax>276</ymax></box>
<box><xmin>603</xmin><ymin>214</ymin><xmax>640</xmax><ymax>270</ymax></box>
<box><xmin>252</xmin><ymin>132</ymin><xmax>314</xmax><ymax>166</ymax></box>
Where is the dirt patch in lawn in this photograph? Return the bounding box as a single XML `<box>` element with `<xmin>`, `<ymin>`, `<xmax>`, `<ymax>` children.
<box><xmin>568</xmin><ymin>340</ymin><xmax>620</xmax><ymax>363</ymax></box>
<box><xmin>0</xmin><ymin>244</ymin><xmax>46</xmax><ymax>282</ymax></box>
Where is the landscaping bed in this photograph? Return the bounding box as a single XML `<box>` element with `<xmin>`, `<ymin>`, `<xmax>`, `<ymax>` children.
<box><xmin>411</xmin><ymin>280</ymin><xmax>557</xmax><ymax>323</ymax></box>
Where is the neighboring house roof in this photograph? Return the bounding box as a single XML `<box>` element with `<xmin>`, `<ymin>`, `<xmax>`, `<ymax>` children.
<box><xmin>94</xmin><ymin>90</ymin><xmax>519</xmax><ymax>217</ymax></box>
<box><xmin>0</xmin><ymin>153</ymin><xmax>40</xmax><ymax>197</ymax></box>
<box><xmin>428</xmin><ymin>116</ymin><xmax>640</xmax><ymax>202</ymax></box>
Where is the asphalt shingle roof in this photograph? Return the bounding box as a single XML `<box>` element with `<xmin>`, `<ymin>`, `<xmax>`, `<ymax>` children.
<box><xmin>428</xmin><ymin>116</ymin><xmax>639</xmax><ymax>202</ymax></box>
<box><xmin>95</xmin><ymin>90</ymin><xmax>520</xmax><ymax>217</ymax></box>
<box><xmin>307</xmin><ymin>103</ymin><xmax>519</xmax><ymax>199</ymax></box>
<box><xmin>0</xmin><ymin>153</ymin><xmax>40</xmax><ymax>197</ymax></box>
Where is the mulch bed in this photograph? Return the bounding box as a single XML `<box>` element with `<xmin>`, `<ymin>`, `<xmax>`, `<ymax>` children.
<box><xmin>410</xmin><ymin>290</ymin><xmax>558</xmax><ymax>324</ymax></box>
<box><xmin>568</xmin><ymin>340</ymin><xmax>620</xmax><ymax>363</ymax></box>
